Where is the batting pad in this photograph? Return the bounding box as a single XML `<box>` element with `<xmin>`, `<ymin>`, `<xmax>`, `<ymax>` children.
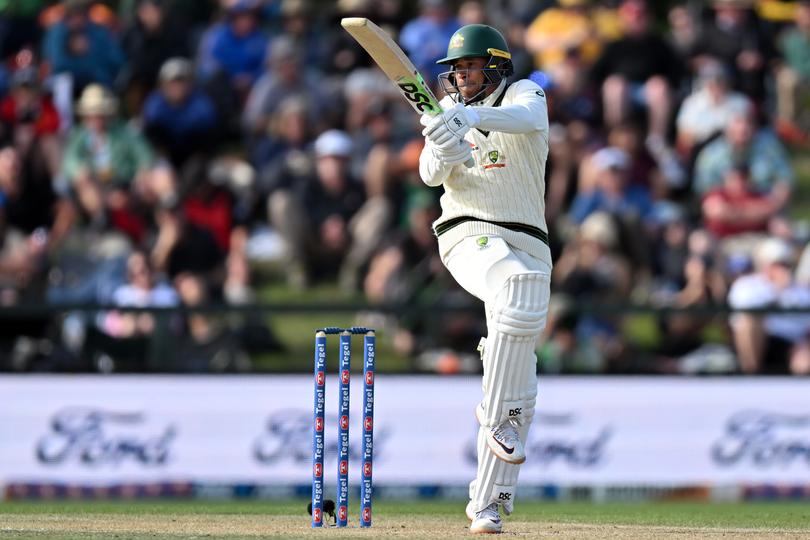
<box><xmin>480</xmin><ymin>272</ymin><xmax>548</xmax><ymax>427</ymax></box>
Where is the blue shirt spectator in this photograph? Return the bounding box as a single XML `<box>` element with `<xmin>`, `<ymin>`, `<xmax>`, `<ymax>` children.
<box><xmin>143</xmin><ymin>58</ymin><xmax>220</xmax><ymax>166</ymax></box>
<box><xmin>197</xmin><ymin>1</ymin><xmax>268</xmax><ymax>91</ymax></box>
<box><xmin>399</xmin><ymin>0</ymin><xmax>460</xmax><ymax>82</ymax></box>
<box><xmin>694</xmin><ymin>113</ymin><xmax>794</xmax><ymax>196</ymax></box>
<box><xmin>570</xmin><ymin>147</ymin><xmax>654</xmax><ymax>224</ymax></box>
<box><xmin>42</xmin><ymin>4</ymin><xmax>124</xmax><ymax>90</ymax></box>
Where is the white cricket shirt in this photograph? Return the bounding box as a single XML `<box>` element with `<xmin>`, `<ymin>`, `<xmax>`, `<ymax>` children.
<box><xmin>419</xmin><ymin>79</ymin><xmax>551</xmax><ymax>265</ymax></box>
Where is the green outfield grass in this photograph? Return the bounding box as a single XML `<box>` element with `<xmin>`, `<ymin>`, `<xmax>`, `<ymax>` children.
<box><xmin>1</xmin><ymin>500</ymin><xmax>809</xmax><ymax>539</ymax></box>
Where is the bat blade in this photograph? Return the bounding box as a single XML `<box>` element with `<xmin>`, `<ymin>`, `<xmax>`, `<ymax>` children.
<box><xmin>340</xmin><ymin>17</ymin><xmax>473</xmax><ymax>167</ymax></box>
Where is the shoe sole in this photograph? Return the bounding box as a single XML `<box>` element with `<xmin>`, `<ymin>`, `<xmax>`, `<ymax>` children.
<box><xmin>474</xmin><ymin>405</ymin><xmax>526</xmax><ymax>465</ymax></box>
<box><xmin>470</xmin><ymin>521</ymin><xmax>502</xmax><ymax>534</ymax></box>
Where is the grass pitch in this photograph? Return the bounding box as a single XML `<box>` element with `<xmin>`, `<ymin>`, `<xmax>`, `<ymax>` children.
<box><xmin>1</xmin><ymin>500</ymin><xmax>809</xmax><ymax>539</ymax></box>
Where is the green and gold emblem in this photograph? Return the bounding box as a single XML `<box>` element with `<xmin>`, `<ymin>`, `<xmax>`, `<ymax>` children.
<box><xmin>488</xmin><ymin>150</ymin><xmax>499</xmax><ymax>164</ymax></box>
<box><xmin>477</xmin><ymin>236</ymin><xmax>489</xmax><ymax>247</ymax></box>
<box><xmin>449</xmin><ymin>32</ymin><xmax>465</xmax><ymax>49</ymax></box>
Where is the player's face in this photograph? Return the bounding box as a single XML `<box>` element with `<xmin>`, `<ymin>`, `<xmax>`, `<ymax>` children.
<box><xmin>452</xmin><ymin>57</ymin><xmax>488</xmax><ymax>100</ymax></box>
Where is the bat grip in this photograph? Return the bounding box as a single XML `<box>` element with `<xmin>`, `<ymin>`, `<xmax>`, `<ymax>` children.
<box><xmin>463</xmin><ymin>157</ymin><xmax>474</xmax><ymax>168</ymax></box>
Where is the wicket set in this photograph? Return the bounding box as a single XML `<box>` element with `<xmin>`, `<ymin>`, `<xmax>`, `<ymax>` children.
<box><xmin>311</xmin><ymin>327</ymin><xmax>376</xmax><ymax>528</ymax></box>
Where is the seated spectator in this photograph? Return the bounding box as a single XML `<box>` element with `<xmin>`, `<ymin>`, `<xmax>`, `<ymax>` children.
<box><xmin>0</xmin><ymin>66</ymin><xmax>62</xmax><ymax>177</ymax></box>
<box><xmin>570</xmin><ymin>146</ymin><xmax>653</xmax><ymax>225</ymax></box>
<box><xmin>242</xmin><ymin>36</ymin><xmax>327</xmax><ymax>143</ymax></box>
<box><xmin>590</xmin><ymin>0</ymin><xmax>682</xmax><ymax>141</ymax></box>
<box><xmin>143</xmin><ymin>58</ymin><xmax>220</xmax><ymax>167</ymax></box>
<box><xmin>196</xmin><ymin>0</ymin><xmax>268</xmax><ymax>100</ymax></box>
<box><xmin>61</xmin><ymin>84</ymin><xmax>154</xmax><ymax>242</ymax></box>
<box><xmin>702</xmin><ymin>164</ymin><xmax>782</xmax><ymax>240</ymax></box>
<box><xmin>689</xmin><ymin>0</ymin><xmax>773</xmax><ymax>105</ymax></box>
<box><xmin>399</xmin><ymin>0</ymin><xmax>460</xmax><ymax>82</ymax></box>
<box><xmin>524</xmin><ymin>0</ymin><xmax>602</xmax><ymax>77</ymax></box>
<box><xmin>42</xmin><ymin>0</ymin><xmax>124</xmax><ymax>92</ymax></box>
<box><xmin>121</xmin><ymin>0</ymin><xmax>191</xmax><ymax>114</ymax></box>
<box><xmin>676</xmin><ymin>61</ymin><xmax>752</xmax><ymax>159</ymax></box>
<box><xmin>151</xmin><ymin>202</ymin><xmax>224</xmax><ymax>284</ymax></box>
<box><xmin>728</xmin><ymin>238</ymin><xmax>810</xmax><ymax>374</ymax></box>
<box><xmin>775</xmin><ymin>0</ymin><xmax>810</xmax><ymax>139</ymax></box>
<box><xmin>694</xmin><ymin>112</ymin><xmax>793</xmax><ymax>206</ymax></box>
<box><xmin>0</xmin><ymin>154</ymin><xmax>49</xmax><ymax>295</ymax></box>
<box><xmin>268</xmin><ymin>130</ymin><xmax>366</xmax><ymax>288</ymax></box>
<box><xmin>253</xmin><ymin>96</ymin><xmax>313</xmax><ymax>196</ymax></box>
<box><xmin>553</xmin><ymin>212</ymin><xmax>631</xmax><ymax>370</ymax></box>
<box><xmin>103</xmin><ymin>251</ymin><xmax>179</xmax><ymax>339</ymax></box>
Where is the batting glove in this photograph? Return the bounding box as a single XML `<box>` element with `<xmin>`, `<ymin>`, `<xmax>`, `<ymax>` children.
<box><xmin>432</xmin><ymin>138</ymin><xmax>473</xmax><ymax>167</ymax></box>
<box><xmin>421</xmin><ymin>103</ymin><xmax>480</xmax><ymax>148</ymax></box>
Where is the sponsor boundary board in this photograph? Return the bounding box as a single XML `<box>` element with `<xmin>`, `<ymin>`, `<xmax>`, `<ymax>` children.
<box><xmin>1</xmin><ymin>376</ymin><xmax>809</xmax><ymax>500</ymax></box>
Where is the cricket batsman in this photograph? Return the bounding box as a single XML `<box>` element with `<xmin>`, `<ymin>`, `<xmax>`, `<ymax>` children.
<box><xmin>418</xmin><ymin>24</ymin><xmax>551</xmax><ymax>534</ymax></box>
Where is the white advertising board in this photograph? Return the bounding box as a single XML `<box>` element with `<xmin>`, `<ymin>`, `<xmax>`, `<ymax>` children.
<box><xmin>1</xmin><ymin>376</ymin><xmax>809</xmax><ymax>488</ymax></box>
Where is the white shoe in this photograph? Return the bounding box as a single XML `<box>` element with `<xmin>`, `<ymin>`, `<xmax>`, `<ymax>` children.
<box><xmin>476</xmin><ymin>406</ymin><xmax>525</xmax><ymax>464</ymax></box>
<box><xmin>469</xmin><ymin>503</ymin><xmax>502</xmax><ymax>534</ymax></box>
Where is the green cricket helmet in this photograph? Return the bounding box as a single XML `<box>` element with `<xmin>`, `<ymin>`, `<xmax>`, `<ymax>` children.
<box><xmin>437</xmin><ymin>24</ymin><xmax>514</xmax><ymax>104</ymax></box>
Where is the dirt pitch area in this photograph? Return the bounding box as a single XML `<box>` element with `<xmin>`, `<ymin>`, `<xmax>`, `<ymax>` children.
<box><xmin>2</xmin><ymin>501</ymin><xmax>810</xmax><ymax>540</ymax></box>
<box><xmin>3</xmin><ymin>512</ymin><xmax>810</xmax><ymax>540</ymax></box>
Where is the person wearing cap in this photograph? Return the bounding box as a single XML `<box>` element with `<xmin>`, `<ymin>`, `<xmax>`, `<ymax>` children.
<box><xmin>569</xmin><ymin>146</ymin><xmax>653</xmax><ymax>226</ymax></box>
<box><xmin>728</xmin><ymin>237</ymin><xmax>810</xmax><ymax>374</ymax></box>
<box><xmin>196</xmin><ymin>0</ymin><xmax>268</xmax><ymax>96</ymax></box>
<box><xmin>268</xmin><ymin>130</ymin><xmax>365</xmax><ymax>288</ymax></box>
<box><xmin>418</xmin><ymin>23</ymin><xmax>550</xmax><ymax>533</ymax></box>
<box><xmin>676</xmin><ymin>61</ymin><xmax>752</xmax><ymax>157</ymax></box>
<box><xmin>143</xmin><ymin>57</ymin><xmax>219</xmax><ymax>167</ymax></box>
<box><xmin>62</xmin><ymin>84</ymin><xmax>153</xmax><ymax>240</ymax></box>
<box><xmin>42</xmin><ymin>0</ymin><xmax>125</xmax><ymax>91</ymax></box>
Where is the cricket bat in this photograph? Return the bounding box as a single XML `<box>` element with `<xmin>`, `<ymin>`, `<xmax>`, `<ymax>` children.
<box><xmin>340</xmin><ymin>17</ymin><xmax>474</xmax><ymax>168</ymax></box>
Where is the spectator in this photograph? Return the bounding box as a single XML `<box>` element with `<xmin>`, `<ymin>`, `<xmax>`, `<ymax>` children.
<box><xmin>242</xmin><ymin>36</ymin><xmax>327</xmax><ymax>141</ymax></box>
<box><xmin>590</xmin><ymin>0</ymin><xmax>682</xmax><ymax>141</ymax></box>
<box><xmin>120</xmin><ymin>0</ymin><xmax>191</xmax><ymax>114</ymax></box>
<box><xmin>689</xmin><ymin>0</ymin><xmax>774</xmax><ymax>105</ymax></box>
<box><xmin>196</xmin><ymin>0</ymin><xmax>268</xmax><ymax>100</ymax></box>
<box><xmin>524</xmin><ymin>0</ymin><xmax>602</xmax><ymax>77</ymax></box>
<box><xmin>268</xmin><ymin>130</ymin><xmax>366</xmax><ymax>288</ymax></box>
<box><xmin>61</xmin><ymin>84</ymin><xmax>153</xmax><ymax>241</ymax></box>
<box><xmin>143</xmin><ymin>57</ymin><xmax>220</xmax><ymax>168</ymax></box>
<box><xmin>103</xmin><ymin>251</ymin><xmax>179</xmax><ymax>339</ymax></box>
<box><xmin>399</xmin><ymin>0</ymin><xmax>460</xmax><ymax>82</ymax></box>
<box><xmin>728</xmin><ymin>238</ymin><xmax>810</xmax><ymax>374</ymax></box>
<box><xmin>701</xmin><ymin>164</ymin><xmax>781</xmax><ymax>240</ymax></box>
<box><xmin>253</xmin><ymin>96</ymin><xmax>313</xmax><ymax>197</ymax></box>
<box><xmin>0</xmin><ymin>66</ymin><xmax>62</xmax><ymax>177</ymax></box>
<box><xmin>553</xmin><ymin>212</ymin><xmax>631</xmax><ymax>370</ymax></box>
<box><xmin>676</xmin><ymin>61</ymin><xmax>752</xmax><ymax>159</ymax></box>
<box><xmin>569</xmin><ymin>146</ymin><xmax>654</xmax><ymax>225</ymax></box>
<box><xmin>775</xmin><ymin>0</ymin><xmax>810</xmax><ymax>138</ymax></box>
<box><xmin>693</xmin><ymin>112</ymin><xmax>793</xmax><ymax>204</ymax></box>
<box><xmin>0</xmin><ymin>147</ymin><xmax>49</xmax><ymax>294</ymax></box>
<box><xmin>42</xmin><ymin>0</ymin><xmax>125</xmax><ymax>92</ymax></box>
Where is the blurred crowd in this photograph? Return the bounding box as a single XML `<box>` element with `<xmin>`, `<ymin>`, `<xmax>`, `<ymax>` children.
<box><xmin>0</xmin><ymin>0</ymin><xmax>809</xmax><ymax>374</ymax></box>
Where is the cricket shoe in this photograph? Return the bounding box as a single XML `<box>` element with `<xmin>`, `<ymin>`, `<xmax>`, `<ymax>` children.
<box><xmin>468</xmin><ymin>503</ymin><xmax>502</xmax><ymax>534</ymax></box>
<box><xmin>476</xmin><ymin>405</ymin><xmax>525</xmax><ymax>464</ymax></box>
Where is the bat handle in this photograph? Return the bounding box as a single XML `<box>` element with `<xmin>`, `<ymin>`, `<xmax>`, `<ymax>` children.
<box><xmin>463</xmin><ymin>157</ymin><xmax>474</xmax><ymax>168</ymax></box>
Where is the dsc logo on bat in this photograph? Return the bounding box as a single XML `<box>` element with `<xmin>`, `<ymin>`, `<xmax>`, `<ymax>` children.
<box><xmin>398</xmin><ymin>82</ymin><xmax>438</xmax><ymax>113</ymax></box>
